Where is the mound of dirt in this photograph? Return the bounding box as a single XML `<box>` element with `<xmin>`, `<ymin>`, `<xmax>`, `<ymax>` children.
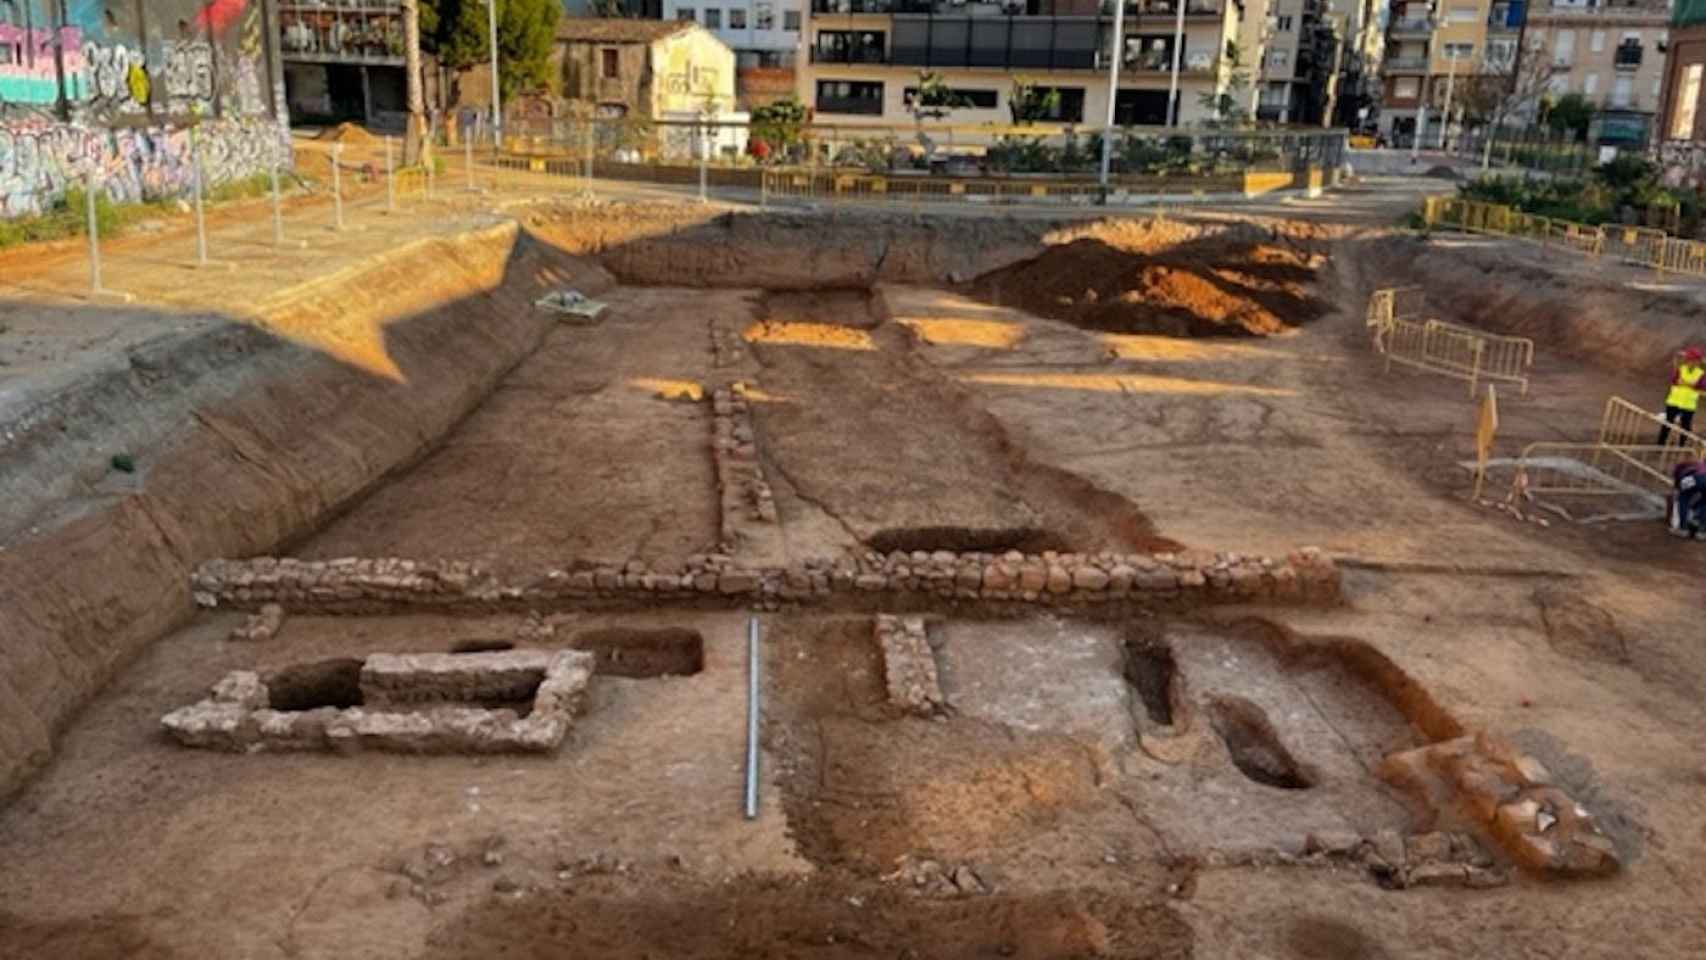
<box><xmin>315</xmin><ymin>122</ymin><xmax>380</xmax><ymax>145</ymax></box>
<box><xmin>967</xmin><ymin>223</ymin><xmax>1326</xmax><ymax>337</ymax></box>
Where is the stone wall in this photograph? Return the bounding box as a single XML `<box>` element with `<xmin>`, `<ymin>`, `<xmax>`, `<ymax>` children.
<box><xmin>711</xmin><ymin>384</ymin><xmax>777</xmax><ymax>550</ymax></box>
<box><xmin>161</xmin><ymin>650</ymin><xmax>594</xmax><ymax>755</ymax></box>
<box><xmin>190</xmin><ymin>546</ymin><xmax>1341</xmax><ymax>614</ymax></box>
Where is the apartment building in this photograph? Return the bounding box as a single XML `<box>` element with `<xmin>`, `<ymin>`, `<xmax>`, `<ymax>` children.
<box><xmin>1522</xmin><ymin>0</ymin><xmax>1670</xmax><ymax>147</ymax></box>
<box><xmin>796</xmin><ymin>0</ymin><xmax>1248</xmax><ymax>132</ymax></box>
<box><xmin>1657</xmin><ymin>0</ymin><xmax>1705</xmax><ymax>181</ymax></box>
<box><xmin>663</xmin><ymin>0</ymin><xmax>808</xmax><ymax>106</ymax></box>
<box><xmin>1254</xmin><ymin>0</ymin><xmax>1319</xmax><ymax>121</ymax></box>
<box><xmin>1378</xmin><ymin>0</ymin><xmax>1499</xmax><ymax>143</ymax></box>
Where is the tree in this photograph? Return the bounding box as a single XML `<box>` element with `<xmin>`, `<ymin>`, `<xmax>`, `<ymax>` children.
<box><xmin>432</xmin><ymin>0</ymin><xmax>561</xmax><ymax>101</ymax></box>
<box><xmin>1454</xmin><ymin>37</ymin><xmax>1555</xmax><ymax>168</ymax></box>
<box><xmin>749</xmin><ymin>96</ymin><xmax>806</xmax><ymax>162</ymax></box>
<box><xmin>1008</xmin><ymin>76</ymin><xmax>1060</xmax><ymax>125</ymax></box>
<box><xmin>907</xmin><ymin>71</ymin><xmax>966</xmax><ymax>163</ymax></box>
<box><xmin>1197</xmin><ymin>41</ymin><xmax>1252</xmax><ymax>128</ymax></box>
<box><xmin>1546</xmin><ymin>92</ymin><xmax>1596</xmax><ymax>142</ymax></box>
<box><xmin>403</xmin><ymin>0</ymin><xmax>428</xmax><ymax>165</ymax></box>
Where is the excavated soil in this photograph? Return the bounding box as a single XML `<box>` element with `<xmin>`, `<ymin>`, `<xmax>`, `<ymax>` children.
<box><xmin>423</xmin><ymin>874</ymin><xmax>1195</xmax><ymax>960</ymax></box>
<box><xmin>968</xmin><ymin>219</ymin><xmax>1329</xmax><ymax>337</ymax></box>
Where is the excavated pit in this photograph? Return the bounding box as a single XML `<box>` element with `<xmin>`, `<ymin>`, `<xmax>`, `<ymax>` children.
<box><xmin>1121</xmin><ymin>628</ymin><xmax>1179</xmax><ymax>728</ymax></box>
<box><xmin>570</xmin><ymin>627</ymin><xmax>706</xmax><ymax>678</ymax></box>
<box><xmin>1208</xmin><ymin>695</ymin><xmax>1316</xmax><ymax>791</ymax></box>
<box><xmin>263</xmin><ymin>658</ymin><xmax>364</xmax><ymax>712</ymax></box>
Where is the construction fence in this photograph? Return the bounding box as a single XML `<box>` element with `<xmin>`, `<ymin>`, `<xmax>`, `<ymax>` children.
<box><xmin>1516</xmin><ymin>397</ymin><xmax>1706</xmax><ymax>502</ymax></box>
<box><xmin>1366</xmin><ymin>287</ymin><xmax>1535</xmax><ymax>398</ymax></box>
<box><xmin>1421</xmin><ymin>196</ymin><xmax>1706</xmax><ymax>278</ymax></box>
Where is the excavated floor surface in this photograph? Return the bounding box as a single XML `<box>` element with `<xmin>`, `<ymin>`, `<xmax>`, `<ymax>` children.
<box><xmin>4</xmin><ymin>203</ymin><xmax>1706</xmax><ymax>959</ymax></box>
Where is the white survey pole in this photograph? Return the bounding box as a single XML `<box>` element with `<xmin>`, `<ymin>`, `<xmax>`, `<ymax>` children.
<box><xmin>1098</xmin><ymin>0</ymin><xmax>1128</xmax><ymax>190</ymax></box>
<box><xmin>487</xmin><ymin>0</ymin><xmax>503</xmax><ymax>150</ymax></box>
<box><xmin>1439</xmin><ymin>51</ymin><xmax>1458</xmax><ymax>150</ymax></box>
<box><xmin>1167</xmin><ymin>0</ymin><xmax>1187</xmax><ymax>127</ymax></box>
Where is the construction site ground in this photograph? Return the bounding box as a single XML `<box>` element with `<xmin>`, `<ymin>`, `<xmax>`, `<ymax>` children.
<box><xmin>2</xmin><ymin>168</ymin><xmax>1705</xmax><ymax>960</ymax></box>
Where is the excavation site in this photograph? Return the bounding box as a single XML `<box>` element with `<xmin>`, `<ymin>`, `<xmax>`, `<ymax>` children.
<box><xmin>2</xmin><ymin>198</ymin><xmax>1704</xmax><ymax>960</ymax></box>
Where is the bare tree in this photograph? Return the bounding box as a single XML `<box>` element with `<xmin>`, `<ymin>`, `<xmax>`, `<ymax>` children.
<box><xmin>1456</xmin><ymin>37</ymin><xmax>1555</xmax><ymax>169</ymax></box>
<box><xmin>402</xmin><ymin>0</ymin><xmax>430</xmax><ymax>166</ymax></box>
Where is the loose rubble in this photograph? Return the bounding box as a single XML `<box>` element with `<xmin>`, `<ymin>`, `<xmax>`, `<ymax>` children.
<box><xmin>228</xmin><ymin>603</ymin><xmax>285</xmax><ymax>642</ymax></box>
<box><xmin>161</xmin><ymin>650</ymin><xmax>593</xmax><ymax>754</ymax></box>
<box><xmin>1379</xmin><ymin>732</ymin><xmax>1621</xmax><ymax>878</ymax></box>
<box><xmin>874</xmin><ymin>615</ymin><xmax>946</xmax><ymax>716</ymax></box>
<box><xmin>190</xmin><ymin>546</ymin><xmax>1340</xmax><ymax>614</ymax></box>
<box><xmin>711</xmin><ymin>385</ymin><xmax>778</xmax><ymax>547</ymax></box>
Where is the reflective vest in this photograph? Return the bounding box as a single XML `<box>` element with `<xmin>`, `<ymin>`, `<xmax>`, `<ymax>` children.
<box><xmin>1669</xmin><ymin>364</ymin><xmax>1705</xmax><ymax>412</ymax></box>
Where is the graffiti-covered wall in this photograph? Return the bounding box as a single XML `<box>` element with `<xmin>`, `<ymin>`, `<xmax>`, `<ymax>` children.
<box><xmin>0</xmin><ymin>0</ymin><xmax>288</xmax><ymax>218</ymax></box>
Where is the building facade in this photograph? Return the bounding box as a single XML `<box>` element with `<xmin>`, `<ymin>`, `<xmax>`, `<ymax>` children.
<box><xmin>1378</xmin><ymin>0</ymin><xmax>1500</xmax><ymax>144</ymax></box>
<box><xmin>662</xmin><ymin>0</ymin><xmax>807</xmax><ymax>106</ymax></box>
<box><xmin>1656</xmin><ymin>0</ymin><xmax>1706</xmax><ymax>182</ymax></box>
<box><xmin>278</xmin><ymin>0</ymin><xmax>407</xmax><ymax>128</ymax></box>
<box><xmin>1</xmin><ymin>0</ymin><xmax>288</xmax><ymax>219</ymax></box>
<box><xmin>1523</xmin><ymin>0</ymin><xmax>1670</xmax><ymax>149</ymax></box>
<box><xmin>796</xmin><ymin>0</ymin><xmax>1248</xmax><ymax>133</ymax></box>
<box><xmin>554</xmin><ymin>17</ymin><xmax>738</xmax><ymax>117</ymax></box>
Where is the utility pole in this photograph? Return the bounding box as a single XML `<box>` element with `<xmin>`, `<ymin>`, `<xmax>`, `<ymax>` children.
<box><xmin>1167</xmin><ymin>0</ymin><xmax>1188</xmax><ymax>126</ymax></box>
<box><xmin>488</xmin><ymin>0</ymin><xmax>504</xmax><ymax>150</ymax></box>
<box><xmin>1099</xmin><ymin>0</ymin><xmax>1128</xmax><ymax>191</ymax></box>
<box><xmin>1439</xmin><ymin>48</ymin><xmax>1458</xmax><ymax>150</ymax></box>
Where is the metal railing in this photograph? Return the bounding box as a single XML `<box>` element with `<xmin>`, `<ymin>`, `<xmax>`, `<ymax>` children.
<box><xmin>1516</xmin><ymin>397</ymin><xmax>1706</xmax><ymax>500</ymax></box>
<box><xmin>1422</xmin><ymin>196</ymin><xmax>1706</xmax><ymax>278</ymax></box>
<box><xmin>1365</xmin><ymin>287</ymin><xmax>1535</xmax><ymax>397</ymax></box>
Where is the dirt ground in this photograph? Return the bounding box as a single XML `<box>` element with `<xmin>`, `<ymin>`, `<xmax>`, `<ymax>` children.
<box><xmin>5</xmin><ymin>182</ymin><xmax>1706</xmax><ymax>959</ymax></box>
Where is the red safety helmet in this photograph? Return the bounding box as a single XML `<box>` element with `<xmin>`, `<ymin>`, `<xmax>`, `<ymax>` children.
<box><xmin>1685</xmin><ymin>347</ymin><xmax>1704</xmax><ymax>362</ymax></box>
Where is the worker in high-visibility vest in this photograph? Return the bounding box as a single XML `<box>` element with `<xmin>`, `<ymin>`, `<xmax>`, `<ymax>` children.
<box><xmin>1658</xmin><ymin>347</ymin><xmax>1705</xmax><ymax>446</ymax></box>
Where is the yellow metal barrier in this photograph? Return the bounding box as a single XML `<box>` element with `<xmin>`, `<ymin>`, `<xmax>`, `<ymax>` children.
<box><xmin>1426</xmin><ymin>195</ymin><xmax>1706</xmax><ymax>277</ymax></box>
<box><xmin>1423</xmin><ymin>319</ymin><xmax>1533</xmax><ymax>396</ymax></box>
<box><xmin>1515</xmin><ymin>441</ymin><xmax>1675</xmax><ymax>499</ymax></box>
<box><xmin>1376</xmin><ymin>317</ymin><xmax>1489</xmax><ymax>398</ymax></box>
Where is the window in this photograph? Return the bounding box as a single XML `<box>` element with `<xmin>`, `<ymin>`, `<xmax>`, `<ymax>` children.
<box><xmin>1487</xmin><ymin>39</ymin><xmax>1516</xmax><ymax>67</ymax></box>
<box><xmin>601</xmin><ymin>48</ymin><xmax>619</xmax><ymax>79</ymax></box>
<box><xmin>1443</xmin><ymin>42</ymin><xmax>1473</xmax><ymax>61</ymax></box>
<box><xmin>730</xmin><ymin>8</ymin><xmax>746</xmax><ymax>27</ymax></box>
<box><xmin>755</xmin><ymin>1</ymin><xmax>774</xmax><ymax>29</ymax></box>
<box><xmin>705</xmin><ymin>7</ymin><xmax>721</xmax><ymax>27</ymax></box>
<box><xmin>903</xmin><ymin>86</ymin><xmax>998</xmax><ymax>109</ymax></box>
<box><xmin>1583</xmin><ymin>72</ymin><xmax>1598</xmax><ymax>95</ymax></box>
<box><xmin>678</xmin><ymin>7</ymin><xmax>695</xmax><ymax>20</ymax></box>
<box><xmin>815</xmin><ymin>79</ymin><xmax>884</xmax><ymax>115</ymax></box>
<box><xmin>814</xmin><ymin>30</ymin><xmax>885</xmax><ymax>63</ymax></box>
<box><xmin>1612</xmin><ymin>74</ymin><xmax>1633</xmax><ymax>108</ymax></box>
<box><xmin>1448</xmin><ymin>4</ymin><xmax>1478</xmax><ymax>22</ymax></box>
<box><xmin>1553</xmin><ymin>30</ymin><xmax>1574</xmax><ymax>66</ymax></box>
<box><xmin>1265</xmin><ymin>48</ymin><xmax>1290</xmax><ymax>70</ymax></box>
<box><xmin>1120</xmin><ymin>34</ymin><xmax>1176</xmax><ymax>71</ymax></box>
<box><xmin>1032</xmin><ymin>86</ymin><xmax>1085</xmax><ymax>123</ymax></box>
<box><xmin>1276</xmin><ymin>14</ymin><xmax>1293</xmax><ymax>30</ymax></box>
<box><xmin>1674</xmin><ymin>63</ymin><xmax>1703</xmax><ymax>139</ymax></box>
<box><xmin>784</xmin><ymin>9</ymin><xmax>801</xmax><ymax>30</ymax></box>
<box><xmin>1394</xmin><ymin>76</ymin><xmax>1420</xmax><ymax>99</ymax></box>
<box><xmin>1260</xmin><ymin>82</ymin><xmax>1290</xmax><ymax>106</ymax></box>
<box><xmin>1590</xmin><ymin>30</ymin><xmax>1604</xmax><ymax>53</ymax></box>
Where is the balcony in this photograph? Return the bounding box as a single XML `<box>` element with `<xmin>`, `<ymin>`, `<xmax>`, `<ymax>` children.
<box><xmin>280</xmin><ymin>0</ymin><xmax>405</xmax><ymax>66</ymax></box>
<box><xmin>1384</xmin><ymin>55</ymin><xmax>1429</xmax><ymax>72</ymax></box>
<box><xmin>815</xmin><ymin>95</ymin><xmax>885</xmax><ymax>115</ymax></box>
<box><xmin>811</xmin><ymin>45</ymin><xmax>890</xmax><ymax>62</ymax></box>
<box><xmin>1387</xmin><ymin>17</ymin><xmax>1433</xmax><ymax>37</ymax></box>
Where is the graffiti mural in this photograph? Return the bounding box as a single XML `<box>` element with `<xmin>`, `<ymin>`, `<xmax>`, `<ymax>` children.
<box><xmin>0</xmin><ymin>0</ymin><xmax>287</xmax><ymax>219</ymax></box>
<box><xmin>0</xmin><ymin>115</ymin><xmax>288</xmax><ymax>217</ymax></box>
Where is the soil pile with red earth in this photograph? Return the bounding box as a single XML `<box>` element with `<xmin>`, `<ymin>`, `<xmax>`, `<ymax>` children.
<box><xmin>968</xmin><ymin>219</ymin><xmax>1328</xmax><ymax>337</ymax></box>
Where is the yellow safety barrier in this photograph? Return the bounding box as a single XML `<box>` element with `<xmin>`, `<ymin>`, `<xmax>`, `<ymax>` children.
<box><xmin>1424</xmin><ymin>195</ymin><xmax>1706</xmax><ymax>277</ymax></box>
<box><xmin>1514</xmin><ymin>441</ymin><xmax>1675</xmax><ymax>499</ymax></box>
<box><xmin>1375</xmin><ymin>317</ymin><xmax>1490</xmax><ymax>398</ymax></box>
<box><xmin>1365</xmin><ymin>288</ymin><xmax>1534</xmax><ymax>397</ymax></box>
<box><xmin>1422</xmin><ymin>319</ymin><xmax>1534</xmax><ymax>396</ymax></box>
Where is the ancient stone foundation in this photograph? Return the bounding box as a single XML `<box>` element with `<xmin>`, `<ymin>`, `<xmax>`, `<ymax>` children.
<box><xmin>875</xmin><ymin>615</ymin><xmax>945</xmax><ymax>715</ymax></box>
<box><xmin>161</xmin><ymin>650</ymin><xmax>593</xmax><ymax>755</ymax></box>
<box><xmin>1379</xmin><ymin>732</ymin><xmax>1621</xmax><ymax>878</ymax></box>
<box><xmin>711</xmin><ymin>385</ymin><xmax>778</xmax><ymax>547</ymax></box>
<box><xmin>190</xmin><ymin>547</ymin><xmax>1340</xmax><ymax>614</ymax></box>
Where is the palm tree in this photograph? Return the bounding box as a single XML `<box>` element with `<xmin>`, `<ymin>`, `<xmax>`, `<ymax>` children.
<box><xmin>402</xmin><ymin>0</ymin><xmax>430</xmax><ymax>165</ymax></box>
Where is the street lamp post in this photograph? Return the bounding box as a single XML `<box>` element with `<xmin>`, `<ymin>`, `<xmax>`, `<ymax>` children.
<box><xmin>1098</xmin><ymin>0</ymin><xmax>1128</xmax><ymax>191</ymax></box>
<box><xmin>488</xmin><ymin>0</ymin><xmax>503</xmax><ymax>150</ymax></box>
